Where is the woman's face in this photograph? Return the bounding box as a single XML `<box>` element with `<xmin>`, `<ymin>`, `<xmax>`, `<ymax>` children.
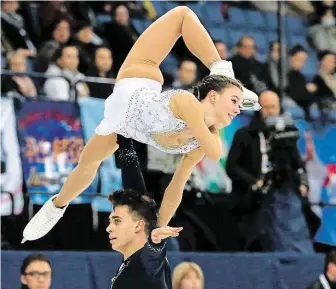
<box><xmin>53</xmin><ymin>20</ymin><xmax>70</xmax><ymax>43</ymax></box>
<box><xmin>21</xmin><ymin>261</ymin><xmax>52</xmax><ymax>289</ymax></box>
<box><xmin>179</xmin><ymin>269</ymin><xmax>203</xmax><ymax>289</ymax></box>
<box><xmin>212</xmin><ymin>84</ymin><xmax>242</xmax><ymax>128</ymax></box>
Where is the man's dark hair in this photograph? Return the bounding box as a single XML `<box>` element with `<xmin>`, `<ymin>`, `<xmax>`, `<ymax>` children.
<box><xmin>317</xmin><ymin>50</ymin><xmax>334</xmax><ymax>62</ymax></box>
<box><xmin>289</xmin><ymin>44</ymin><xmax>307</xmax><ymax>57</ymax></box>
<box><xmin>108</xmin><ymin>189</ymin><xmax>158</xmax><ymax>235</ymax></box>
<box><xmin>324</xmin><ymin>250</ymin><xmax>336</xmax><ymax>273</ymax></box>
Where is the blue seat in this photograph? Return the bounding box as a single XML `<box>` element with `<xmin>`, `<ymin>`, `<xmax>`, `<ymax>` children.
<box><xmin>227</xmin><ymin>29</ymin><xmax>247</xmax><ymax>49</ymax></box>
<box><xmin>160</xmin><ymin>54</ymin><xmax>178</xmax><ymax>76</ymax></box>
<box><xmin>246</xmin><ymin>9</ymin><xmax>266</xmax><ymax>30</ymax></box>
<box><xmin>288</xmin><ymin>35</ymin><xmax>310</xmax><ymax>50</ymax></box>
<box><xmin>286</xmin><ymin>15</ymin><xmax>307</xmax><ymax>35</ymax></box>
<box><xmin>302</xmin><ymin>52</ymin><xmax>318</xmax><ymax>81</ymax></box>
<box><xmin>187</xmin><ymin>3</ymin><xmax>204</xmax><ymax>20</ymax></box>
<box><xmin>248</xmin><ymin>31</ymin><xmax>268</xmax><ymax>54</ymax></box>
<box><xmin>209</xmin><ymin>27</ymin><xmax>228</xmax><ymax>44</ymax></box>
<box><xmin>267</xmin><ymin>31</ymin><xmax>279</xmax><ymax>43</ymax></box>
<box><xmin>152</xmin><ymin>1</ymin><xmax>166</xmax><ymax>16</ymax></box>
<box><xmin>227</xmin><ymin>7</ymin><xmax>248</xmax><ymax>28</ymax></box>
<box><xmin>257</xmin><ymin>53</ymin><xmax>268</xmax><ymax>63</ymax></box>
<box><xmin>265</xmin><ymin>11</ymin><xmax>277</xmax><ymax>32</ymax></box>
<box><xmin>164</xmin><ymin>2</ymin><xmax>179</xmax><ymax>13</ymax></box>
<box><xmin>95</xmin><ymin>14</ymin><xmax>112</xmax><ymax>26</ymax></box>
<box><xmin>204</xmin><ymin>2</ymin><xmax>223</xmax><ymax>25</ymax></box>
<box><xmin>132</xmin><ymin>19</ymin><xmax>146</xmax><ymax>33</ymax></box>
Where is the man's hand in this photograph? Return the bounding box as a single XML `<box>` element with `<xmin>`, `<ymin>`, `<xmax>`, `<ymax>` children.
<box><xmin>151</xmin><ymin>226</ymin><xmax>183</xmax><ymax>244</ymax></box>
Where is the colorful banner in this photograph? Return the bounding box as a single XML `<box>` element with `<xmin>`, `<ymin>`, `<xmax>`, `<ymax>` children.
<box><xmin>16</xmin><ymin>100</ymin><xmax>95</xmax><ymax>205</ymax></box>
<box><xmin>79</xmin><ymin>97</ymin><xmax>122</xmax><ymax>212</ymax></box>
<box><xmin>0</xmin><ymin>97</ymin><xmax>24</xmax><ymax>216</ymax></box>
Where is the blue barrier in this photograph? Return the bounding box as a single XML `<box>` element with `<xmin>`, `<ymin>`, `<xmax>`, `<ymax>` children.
<box><xmin>2</xmin><ymin>251</ymin><xmax>324</xmax><ymax>289</ymax></box>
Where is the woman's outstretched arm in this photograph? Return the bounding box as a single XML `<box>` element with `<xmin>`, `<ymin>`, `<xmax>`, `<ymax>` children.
<box><xmin>158</xmin><ymin>147</ymin><xmax>205</xmax><ymax>227</ymax></box>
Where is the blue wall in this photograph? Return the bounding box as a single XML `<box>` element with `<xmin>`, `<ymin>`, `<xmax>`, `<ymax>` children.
<box><xmin>2</xmin><ymin>251</ymin><xmax>324</xmax><ymax>289</ymax></box>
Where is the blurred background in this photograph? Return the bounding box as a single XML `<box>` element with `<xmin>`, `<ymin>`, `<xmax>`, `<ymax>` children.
<box><xmin>1</xmin><ymin>1</ymin><xmax>336</xmax><ymax>289</ymax></box>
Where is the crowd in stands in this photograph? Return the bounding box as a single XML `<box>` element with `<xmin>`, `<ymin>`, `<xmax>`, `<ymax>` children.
<box><xmin>1</xmin><ymin>1</ymin><xmax>335</xmax><ymax>253</ymax></box>
<box><xmin>1</xmin><ymin>1</ymin><xmax>335</xmax><ymax>118</ymax></box>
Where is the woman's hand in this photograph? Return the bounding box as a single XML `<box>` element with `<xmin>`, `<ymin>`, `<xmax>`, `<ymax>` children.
<box><xmin>151</xmin><ymin>226</ymin><xmax>183</xmax><ymax>244</ymax></box>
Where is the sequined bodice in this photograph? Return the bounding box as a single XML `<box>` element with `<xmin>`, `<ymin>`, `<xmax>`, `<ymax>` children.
<box><xmin>116</xmin><ymin>88</ymin><xmax>200</xmax><ymax>154</ymax></box>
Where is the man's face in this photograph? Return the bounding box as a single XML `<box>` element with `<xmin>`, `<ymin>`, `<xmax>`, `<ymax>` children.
<box><xmin>95</xmin><ymin>48</ymin><xmax>113</xmax><ymax>73</ymax></box>
<box><xmin>58</xmin><ymin>47</ymin><xmax>79</xmax><ymax>71</ymax></box>
<box><xmin>2</xmin><ymin>1</ymin><xmax>18</xmax><ymax>13</ymax></box>
<box><xmin>115</xmin><ymin>5</ymin><xmax>129</xmax><ymax>25</ymax></box>
<box><xmin>238</xmin><ymin>37</ymin><xmax>255</xmax><ymax>59</ymax></box>
<box><xmin>290</xmin><ymin>51</ymin><xmax>308</xmax><ymax>71</ymax></box>
<box><xmin>178</xmin><ymin>61</ymin><xmax>197</xmax><ymax>85</ymax></box>
<box><xmin>21</xmin><ymin>261</ymin><xmax>52</xmax><ymax>289</ymax></box>
<box><xmin>215</xmin><ymin>42</ymin><xmax>227</xmax><ymax>60</ymax></box>
<box><xmin>260</xmin><ymin>91</ymin><xmax>280</xmax><ymax>119</ymax></box>
<box><xmin>321</xmin><ymin>54</ymin><xmax>336</xmax><ymax>74</ymax></box>
<box><xmin>328</xmin><ymin>262</ymin><xmax>336</xmax><ymax>280</ymax></box>
<box><xmin>106</xmin><ymin>206</ymin><xmax>144</xmax><ymax>252</ymax></box>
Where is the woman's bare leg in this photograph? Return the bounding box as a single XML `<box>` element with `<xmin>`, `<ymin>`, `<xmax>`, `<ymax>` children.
<box><xmin>117</xmin><ymin>6</ymin><xmax>221</xmax><ymax>84</ymax></box>
<box><xmin>53</xmin><ymin>133</ymin><xmax>118</xmax><ymax>207</ymax></box>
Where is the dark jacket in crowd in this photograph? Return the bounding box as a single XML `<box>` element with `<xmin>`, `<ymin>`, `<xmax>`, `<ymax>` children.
<box><xmin>103</xmin><ymin>20</ymin><xmax>139</xmax><ymax>73</ymax></box>
<box><xmin>229</xmin><ymin>54</ymin><xmax>271</xmax><ymax>95</ymax></box>
<box><xmin>226</xmin><ymin>113</ymin><xmax>308</xmax><ymax>209</ymax></box>
<box><xmin>86</xmin><ymin>68</ymin><xmax>114</xmax><ymax>99</ymax></box>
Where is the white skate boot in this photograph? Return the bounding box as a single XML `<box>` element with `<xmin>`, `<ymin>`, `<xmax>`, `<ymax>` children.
<box><xmin>210</xmin><ymin>60</ymin><xmax>261</xmax><ymax>111</ymax></box>
<box><xmin>21</xmin><ymin>194</ymin><xmax>69</xmax><ymax>243</ymax></box>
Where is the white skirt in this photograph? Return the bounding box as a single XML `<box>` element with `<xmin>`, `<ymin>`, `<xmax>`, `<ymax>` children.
<box><xmin>95</xmin><ymin>78</ymin><xmax>162</xmax><ymax>136</ymax></box>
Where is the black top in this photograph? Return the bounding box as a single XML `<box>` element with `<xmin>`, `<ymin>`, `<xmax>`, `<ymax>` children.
<box><xmin>111</xmin><ymin>238</ymin><xmax>172</xmax><ymax>289</ymax></box>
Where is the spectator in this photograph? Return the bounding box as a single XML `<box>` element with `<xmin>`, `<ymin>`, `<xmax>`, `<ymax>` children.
<box><xmin>199</xmin><ymin>39</ymin><xmax>228</xmax><ymax>79</ymax></box>
<box><xmin>226</xmin><ymin>90</ymin><xmax>313</xmax><ymax>253</ymax></box>
<box><xmin>20</xmin><ymin>253</ymin><xmax>52</xmax><ymax>289</ymax></box>
<box><xmin>215</xmin><ymin>40</ymin><xmax>228</xmax><ymax>60</ymax></box>
<box><xmin>72</xmin><ymin>20</ymin><xmax>101</xmax><ymax>74</ymax></box>
<box><xmin>306</xmin><ymin>250</ymin><xmax>336</xmax><ymax>289</ymax></box>
<box><xmin>309</xmin><ymin>1</ymin><xmax>336</xmax><ymax>53</ymax></box>
<box><xmin>286</xmin><ymin>44</ymin><xmax>317</xmax><ymax>121</ymax></box>
<box><xmin>313</xmin><ymin>50</ymin><xmax>336</xmax><ymax>109</ymax></box>
<box><xmin>1</xmin><ymin>1</ymin><xmax>36</xmax><ymax>57</ymax></box>
<box><xmin>86</xmin><ymin>46</ymin><xmax>114</xmax><ymax>99</ymax></box>
<box><xmin>1</xmin><ymin>52</ymin><xmax>37</xmax><ymax>98</ymax></box>
<box><xmin>44</xmin><ymin>45</ymin><xmax>90</xmax><ymax>101</ymax></box>
<box><xmin>229</xmin><ymin>35</ymin><xmax>270</xmax><ymax>95</ymax></box>
<box><xmin>267</xmin><ymin>41</ymin><xmax>288</xmax><ymax>94</ymax></box>
<box><xmin>172</xmin><ymin>59</ymin><xmax>197</xmax><ymax>90</ymax></box>
<box><xmin>104</xmin><ymin>4</ymin><xmax>139</xmax><ymax>73</ymax></box>
<box><xmin>35</xmin><ymin>17</ymin><xmax>72</xmax><ymax>73</ymax></box>
<box><xmin>172</xmin><ymin>262</ymin><xmax>204</xmax><ymax>289</ymax></box>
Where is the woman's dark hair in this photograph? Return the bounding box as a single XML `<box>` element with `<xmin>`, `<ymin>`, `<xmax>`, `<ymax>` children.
<box><xmin>49</xmin><ymin>16</ymin><xmax>71</xmax><ymax>40</ymax></box>
<box><xmin>21</xmin><ymin>253</ymin><xmax>51</xmax><ymax>289</ymax></box>
<box><xmin>108</xmin><ymin>189</ymin><xmax>157</xmax><ymax>235</ymax></box>
<box><xmin>192</xmin><ymin>75</ymin><xmax>243</xmax><ymax>101</ymax></box>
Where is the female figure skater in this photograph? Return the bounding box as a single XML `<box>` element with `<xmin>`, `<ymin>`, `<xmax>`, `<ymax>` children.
<box><xmin>22</xmin><ymin>6</ymin><xmax>260</xmax><ymax>243</ymax></box>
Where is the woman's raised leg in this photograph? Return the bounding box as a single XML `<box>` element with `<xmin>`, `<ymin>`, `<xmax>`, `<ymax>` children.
<box><xmin>117</xmin><ymin>6</ymin><xmax>221</xmax><ymax>84</ymax></box>
<box><xmin>53</xmin><ymin>133</ymin><xmax>119</xmax><ymax>207</ymax></box>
